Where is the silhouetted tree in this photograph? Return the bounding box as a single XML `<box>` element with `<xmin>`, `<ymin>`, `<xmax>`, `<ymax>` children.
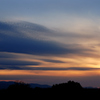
<box><xmin>52</xmin><ymin>80</ymin><xmax>83</xmax><ymax>90</ymax></box>
<box><xmin>8</xmin><ymin>81</ymin><xmax>30</xmax><ymax>90</ymax></box>
<box><xmin>7</xmin><ymin>81</ymin><xmax>32</xmax><ymax>96</ymax></box>
<box><xmin>1</xmin><ymin>80</ymin><xmax>100</xmax><ymax>99</ymax></box>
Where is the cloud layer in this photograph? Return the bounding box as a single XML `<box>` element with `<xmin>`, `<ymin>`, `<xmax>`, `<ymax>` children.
<box><xmin>0</xmin><ymin>21</ymin><xmax>92</xmax><ymax>56</ymax></box>
<box><xmin>0</xmin><ymin>65</ymin><xmax>99</xmax><ymax>71</ymax></box>
<box><xmin>0</xmin><ymin>21</ymin><xmax>65</xmax><ymax>55</ymax></box>
<box><xmin>0</xmin><ymin>21</ymin><xmax>100</xmax><ymax>72</ymax></box>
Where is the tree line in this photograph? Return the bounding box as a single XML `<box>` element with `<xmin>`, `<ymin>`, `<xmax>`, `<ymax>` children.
<box><xmin>0</xmin><ymin>80</ymin><xmax>100</xmax><ymax>99</ymax></box>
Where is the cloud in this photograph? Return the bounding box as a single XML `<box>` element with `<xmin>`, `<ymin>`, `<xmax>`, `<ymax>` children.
<box><xmin>0</xmin><ymin>52</ymin><xmax>16</xmax><ymax>58</ymax></box>
<box><xmin>0</xmin><ymin>59</ymin><xmax>40</xmax><ymax>66</ymax></box>
<box><xmin>32</xmin><ymin>67</ymin><xmax>100</xmax><ymax>71</ymax></box>
<box><xmin>0</xmin><ymin>21</ymin><xmax>64</xmax><ymax>55</ymax></box>
<box><xmin>0</xmin><ymin>52</ymin><xmax>40</xmax><ymax>67</ymax></box>
<box><xmin>0</xmin><ymin>21</ymin><xmax>52</xmax><ymax>39</ymax></box>
<box><xmin>0</xmin><ymin>21</ymin><xmax>92</xmax><ymax>56</ymax></box>
<box><xmin>42</xmin><ymin>59</ymin><xmax>65</xmax><ymax>63</ymax></box>
<box><xmin>0</xmin><ymin>65</ymin><xmax>99</xmax><ymax>71</ymax></box>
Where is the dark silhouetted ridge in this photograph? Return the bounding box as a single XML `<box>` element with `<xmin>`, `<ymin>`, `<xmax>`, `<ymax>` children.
<box><xmin>52</xmin><ymin>80</ymin><xmax>82</xmax><ymax>90</ymax></box>
<box><xmin>0</xmin><ymin>80</ymin><xmax>100</xmax><ymax>99</ymax></box>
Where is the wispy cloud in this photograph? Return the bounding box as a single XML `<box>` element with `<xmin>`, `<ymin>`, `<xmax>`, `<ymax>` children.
<box><xmin>41</xmin><ymin>59</ymin><xmax>65</xmax><ymax>63</ymax></box>
<box><xmin>29</xmin><ymin>67</ymin><xmax>100</xmax><ymax>71</ymax></box>
<box><xmin>0</xmin><ymin>21</ymin><xmax>93</xmax><ymax>56</ymax></box>
<box><xmin>0</xmin><ymin>59</ymin><xmax>40</xmax><ymax>66</ymax></box>
<box><xmin>0</xmin><ymin>65</ymin><xmax>99</xmax><ymax>71</ymax></box>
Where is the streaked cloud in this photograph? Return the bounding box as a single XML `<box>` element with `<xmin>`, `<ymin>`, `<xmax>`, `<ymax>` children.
<box><xmin>0</xmin><ymin>21</ymin><xmax>93</xmax><ymax>56</ymax></box>
<box><xmin>41</xmin><ymin>59</ymin><xmax>65</xmax><ymax>63</ymax></box>
<box><xmin>0</xmin><ymin>65</ymin><xmax>99</xmax><ymax>71</ymax></box>
<box><xmin>0</xmin><ymin>59</ymin><xmax>40</xmax><ymax>66</ymax></box>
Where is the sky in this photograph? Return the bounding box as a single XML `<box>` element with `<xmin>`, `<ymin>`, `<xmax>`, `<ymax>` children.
<box><xmin>0</xmin><ymin>0</ymin><xmax>100</xmax><ymax>87</ymax></box>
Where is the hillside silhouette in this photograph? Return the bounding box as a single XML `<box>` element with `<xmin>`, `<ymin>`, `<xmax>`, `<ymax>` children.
<box><xmin>52</xmin><ymin>81</ymin><xmax>82</xmax><ymax>89</ymax></box>
<box><xmin>0</xmin><ymin>80</ymin><xmax>100</xmax><ymax>99</ymax></box>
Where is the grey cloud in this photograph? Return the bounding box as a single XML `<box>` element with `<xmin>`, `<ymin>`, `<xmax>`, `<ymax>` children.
<box><xmin>0</xmin><ymin>59</ymin><xmax>40</xmax><ymax>66</ymax></box>
<box><xmin>0</xmin><ymin>65</ymin><xmax>25</xmax><ymax>70</ymax></box>
<box><xmin>0</xmin><ymin>21</ymin><xmax>65</xmax><ymax>55</ymax></box>
<box><xmin>31</xmin><ymin>67</ymin><xmax>100</xmax><ymax>71</ymax></box>
<box><xmin>0</xmin><ymin>52</ymin><xmax>17</xmax><ymax>59</ymax></box>
<box><xmin>42</xmin><ymin>59</ymin><xmax>65</xmax><ymax>63</ymax></box>
<box><xmin>0</xmin><ymin>65</ymin><xmax>99</xmax><ymax>71</ymax></box>
<box><xmin>0</xmin><ymin>21</ymin><xmax>92</xmax><ymax>56</ymax></box>
<box><xmin>0</xmin><ymin>21</ymin><xmax>52</xmax><ymax>39</ymax></box>
<box><xmin>65</xmin><ymin>67</ymin><xmax>100</xmax><ymax>71</ymax></box>
<box><xmin>15</xmin><ymin>21</ymin><xmax>51</xmax><ymax>33</ymax></box>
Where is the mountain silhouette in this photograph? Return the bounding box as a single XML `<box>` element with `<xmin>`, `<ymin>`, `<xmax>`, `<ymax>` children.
<box><xmin>30</xmin><ymin>83</ymin><xmax>51</xmax><ymax>88</ymax></box>
<box><xmin>0</xmin><ymin>81</ymin><xmax>15</xmax><ymax>89</ymax></box>
<box><xmin>0</xmin><ymin>81</ymin><xmax>51</xmax><ymax>90</ymax></box>
<box><xmin>0</xmin><ymin>80</ymin><xmax>100</xmax><ymax>99</ymax></box>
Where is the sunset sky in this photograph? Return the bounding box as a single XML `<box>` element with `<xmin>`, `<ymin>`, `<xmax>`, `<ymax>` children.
<box><xmin>0</xmin><ymin>0</ymin><xmax>100</xmax><ymax>87</ymax></box>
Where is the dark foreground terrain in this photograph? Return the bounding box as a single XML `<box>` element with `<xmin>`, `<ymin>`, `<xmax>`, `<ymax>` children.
<box><xmin>0</xmin><ymin>81</ymin><xmax>100</xmax><ymax>99</ymax></box>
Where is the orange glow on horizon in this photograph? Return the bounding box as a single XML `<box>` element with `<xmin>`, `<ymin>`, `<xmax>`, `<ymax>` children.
<box><xmin>0</xmin><ymin>69</ymin><xmax>100</xmax><ymax>77</ymax></box>
<box><xmin>1</xmin><ymin>52</ymin><xmax>100</xmax><ymax>80</ymax></box>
